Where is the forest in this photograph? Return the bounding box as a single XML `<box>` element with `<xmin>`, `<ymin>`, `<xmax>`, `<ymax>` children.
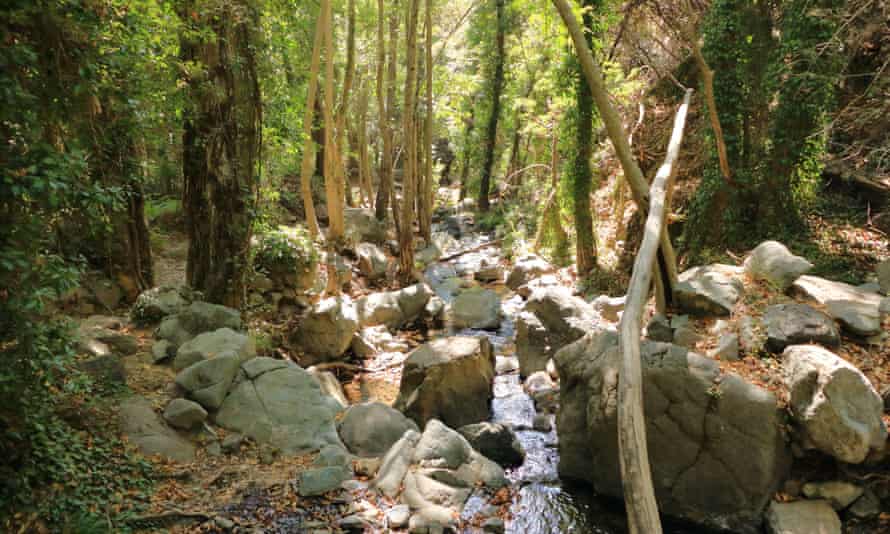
<box><xmin>1</xmin><ymin>0</ymin><xmax>889</xmax><ymax>532</ymax></box>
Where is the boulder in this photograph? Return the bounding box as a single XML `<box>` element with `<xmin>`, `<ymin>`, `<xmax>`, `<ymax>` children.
<box><xmin>291</xmin><ymin>296</ymin><xmax>358</xmax><ymax>366</ymax></box>
<box><xmin>77</xmin><ymin>355</ymin><xmax>126</xmax><ymax>386</ymax></box>
<box><xmin>645</xmin><ymin>313</ymin><xmax>673</xmax><ymax>342</ymax></box>
<box><xmin>474</xmin><ymin>258</ymin><xmax>504</xmax><ymax>283</ymax></box>
<box><xmin>801</xmin><ymin>481</ymin><xmax>862</xmax><ymax>510</ymax></box>
<box><xmin>356</xmin><ymin>243</ymin><xmax>388</xmax><ymax>280</ymax></box>
<box><xmin>308</xmin><ymin>369</ymin><xmax>349</xmax><ymax>409</ymax></box>
<box><xmin>674</xmin><ymin>264</ymin><xmax>744</xmax><ymax>316</ymax></box>
<box><xmin>591</xmin><ymin>294</ymin><xmax>626</xmax><ymax>322</ymax></box>
<box><xmin>791</xmin><ymin>275</ymin><xmax>886</xmax><ymax>336</ymax></box>
<box><xmin>152</xmin><ymin>339</ymin><xmax>173</xmax><ymax>363</ymax></box>
<box><xmin>344</xmin><ymin>207</ymin><xmax>387</xmax><ymax>244</ymax></box>
<box><xmin>131</xmin><ymin>286</ymin><xmax>194</xmax><ymax>323</ymax></box>
<box><xmin>299</xmin><ymin>466</ymin><xmax>351</xmax><ymax>496</ymax></box>
<box><xmin>783</xmin><ymin>344</ymin><xmax>886</xmax><ymax>464</ymax></box>
<box><xmin>411</xmin><ymin>420</ymin><xmax>507</xmax><ymax>489</ymax></box>
<box><xmin>394</xmin><ymin>336</ymin><xmax>495</xmax><ymax>428</ymax></box>
<box><xmin>458</xmin><ymin>422</ymin><xmax>524</xmax><ymax>467</ymax></box>
<box><xmin>709</xmin><ymin>333</ymin><xmax>740</xmax><ymax>361</ymax></box>
<box><xmin>515</xmin><ymin>274</ymin><xmax>561</xmax><ymax>299</ymax></box>
<box><xmin>175</xmin><ymin>352</ymin><xmax>242</xmax><ymax>410</ymax></box>
<box><xmin>374</xmin><ymin>429</ymin><xmax>421</xmax><ymax>497</ymax></box>
<box><xmin>744</xmin><ymin>241</ymin><xmax>813</xmax><ymax>290</ymax></box>
<box><xmin>163</xmin><ymin>398</ymin><xmax>208</xmax><ymax>430</ymax></box>
<box><xmin>339</xmin><ymin>402</ymin><xmax>420</xmax><ymax>458</ymax></box>
<box><xmin>355</xmin><ymin>284</ymin><xmax>433</xmax><ymax>329</ymax></box>
<box><xmin>762</xmin><ymin>303</ymin><xmax>840</xmax><ymax>353</ymax></box>
<box><xmin>177</xmin><ymin>301</ymin><xmax>242</xmax><ymax>333</ymax></box>
<box><xmin>451</xmin><ymin>288</ymin><xmax>501</xmax><ymax>330</ymax></box>
<box><xmin>514</xmin><ymin>311</ymin><xmax>553</xmax><ymax>377</ymax></box>
<box><xmin>119</xmin><ymin>396</ymin><xmax>195</xmax><ymax>462</ymax></box>
<box><xmin>876</xmin><ymin>259</ymin><xmax>890</xmax><ymax>295</ymax></box>
<box><xmin>555</xmin><ymin>330</ymin><xmax>791</xmax><ymax>533</ymax></box>
<box><xmin>215</xmin><ymin>363</ymin><xmax>344</xmax><ymax>455</ymax></box>
<box><xmin>173</xmin><ymin>328</ymin><xmax>256</xmax><ymax>372</ymax></box>
<box><xmin>506</xmin><ymin>255</ymin><xmax>554</xmax><ymax>290</ymax></box>
<box><xmin>525</xmin><ymin>286</ymin><xmax>597</xmax><ymax>340</ymax></box>
<box><xmin>765</xmin><ymin>500</ymin><xmax>841</xmax><ymax>534</ymax></box>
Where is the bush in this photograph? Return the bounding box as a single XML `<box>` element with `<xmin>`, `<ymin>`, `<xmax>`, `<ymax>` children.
<box><xmin>253</xmin><ymin>225</ymin><xmax>320</xmax><ymax>276</ymax></box>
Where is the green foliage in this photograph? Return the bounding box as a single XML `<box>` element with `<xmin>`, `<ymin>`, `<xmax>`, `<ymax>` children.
<box><xmin>253</xmin><ymin>225</ymin><xmax>320</xmax><ymax>274</ymax></box>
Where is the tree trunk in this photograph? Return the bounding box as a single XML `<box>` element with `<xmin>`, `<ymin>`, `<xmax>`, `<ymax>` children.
<box><xmin>398</xmin><ymin>0</ymin><xmax>420</xmax><ymax>278</ymax></box>
<box><xmin>356</xmin><ymin>79</ymin><xmax>374</xmax><ymax>206</ymax></box>
<box><xmin>375</xmin><ymin>0</ymin><xmax>399</xmax><ymax>222</ymax></box>
<box><xmin>616</xmin><ymin>89</ymin><xmax>691</xmax><ymax>534</ymax></box>
<box><xmin>459</xmin><ymin>104</ymin><xmax>476</xmax><ymax>200</ymax></box>
<box><xmin>478</xmin><ymin>0</ymin><xmax>506</xmax><ymax>212</ymax></box>
<box><xmin>420</xmin><ymin>0</ymin><xmax>434</xmax><ymax>242</ymax></box>
<box><xmin>338</xmin><ymin>0</ymin><xmax>357</xmax><ymax>209</ymax></box>
<box><xmin>571</xmin><ymin>0</ymin><xmax>598</xmax><ymax>276</ymax></box>
<box><xmin>298</xmin><ymin>0</ymin><xmax>326</xmax><ymax>237</ymax></box>
<box><xmin>180</xmin><ymin>0</ymin><xmax>261</xmax><ymax>309</ymax></box>
<box><xmin>691</xmin><ymin>42</ymin><xmax>732</xmax><ymax>184</ymax></box>
<box><xmin>322</xmin><ymin>0</ymin><xmax>345</xmax><ymax>243</ymax></box>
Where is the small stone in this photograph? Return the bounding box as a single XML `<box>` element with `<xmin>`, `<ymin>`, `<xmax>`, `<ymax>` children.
<box><xmin>532</xmin><ymin>413</ymin><xmax>552</xmax><ymax>432</ymax></box>
<box><xmin>214</xmin><ymin>516</ymin><xmax>235</xmax><ymax>530</ymax></box>
<box><xmin>152</xmin><ymin>339</ymin><xmax>173</xmax><ymax>363</ymax></box>
<box><xmin>259</xmin><ymin>446</ymin><xmax>277</xmax><ymax>465</ymax></box>
<box><xmin>646</xmin><ymin>313</ymin><xmax>673</xmax><ymax>342</ymax></box>
<box><xmin>162</xmin><ymin>398</ymin><xmax>208</xmax><ymax>430</ymax></box>
<box><xmin>354</xmin><ymin>457</ymin><xmax>381</xmax><ymax>478</ymax></box>
<box><xmin>299</xmin><ymin>466</ymin><xmax>351</xmax><ymax>496</ymax></box>
<box><xmin>710</xmin><ymin>333</ymin><xmax>740</xmax><ymax>361</ymax></box>
<box><xmin>222</xmin><ymin>433</ymin><xmax>244</xmax><ymax>453</ymax></box>
<box><xmin>338</xmin><ymin>515</ymin><xmax>369</xmax><ymax>531</ymax></box>
<box><xmin>482</xmin><ymin>517</ymin><xmax>505</xmax><ymax>533</ymax></box>
<box><xmin>387</xmin><ymin>504</ymin><xmax>411</xmax><ymax>528</ymax></box>
<box><xmin>802</xmin><ymin>480</ymin><xmax>863</xmax><ymax>510</ymax></box>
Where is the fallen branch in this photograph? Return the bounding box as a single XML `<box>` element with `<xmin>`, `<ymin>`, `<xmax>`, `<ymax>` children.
<box><xmin>436</xmin><ymin>240</ymin><xmax>502</xmax><ymax>262</ymax></box>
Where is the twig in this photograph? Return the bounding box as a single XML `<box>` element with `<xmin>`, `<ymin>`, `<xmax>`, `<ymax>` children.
<box><xmin>436</xmin><ymin>240</ymin><xmax>503</xmax><ymax>262</ymax></box>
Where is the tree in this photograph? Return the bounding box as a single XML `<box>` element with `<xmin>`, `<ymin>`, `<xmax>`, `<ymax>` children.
<box><xmin>477</xmin><ymin>0</ymin><xmax>506</xmax><ymax>212</ymax></box>
<box><xmin>399</xmin><ymin>0</ymin><xmax>421</xmax><ymax>277</ymax></box>
<box><xmin>180</xmin><ymin>0</ymin><xmax>262</xmax><ymax>308</ymax></box>
<box><xmin>419</xmin><ymin>0</ymin><xmax>435</xmax><ymax>241</ymax></box>
<box><xmin>375</xmin><ymin>0</ymin><xmax>400</xmax><ymax>222</ymax></box>
<box><xmin>298</xmin><ymin>0</ymin><xmax>326</xmax><ymax>237</ymax></box>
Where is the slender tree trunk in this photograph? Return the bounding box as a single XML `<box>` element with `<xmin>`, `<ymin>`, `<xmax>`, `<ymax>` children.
<box><xmin>691</xmin><ymin>41</ymin><xmax>732</xmax><ymax>184</ymax></box>
<box><xmin>398</xmin><ymin>0</ymin><xmax>420</xmax><ymax>278</ymax></box>
<box><xmin>298</xmin><ymin>0</ymin><xmax>326</xmax><ymax>237</ymax></box>
<box><xmin>571</xmin><ymin>0</ymin><xmax>598</xmax><ymax>276</ymax></box>
<box><xmin>534</xmin><ymin>118</ymin><xmax>568</xmax><ymax>255</ymax></box>
<box><xmin>459</xmin><ymin>104</ymin><xmax>476</xmax><ymax>200</ymax></box>
<box><xmin>478</xmin><ymin>0</ymin><xmax>506</xmax><ymax>212</ymax></box>
<box><xmin>180</xmin><ymin>0</ymin><xmax>261</xmax><ymax>308</ymax></box>
<box><xmin>338</xmin><ymin>0</ymin><xmax>357</xmax><ymax>209</ymax></box>
<box><xmin>420</xmin><ymin>0</ymin><xmax>434</xmax><ymax>241</ymax></box>
<box><xmin>357</xmin><ymin>79</ymin><xmax>374</xmax><ymax>206</ymax></box>
<box><xmin>322</xmin><ymin>0</ymin><xmax>344</xmax><ymax>243</ymax></box>
<box><xmin>376</xmin><ymin>0</ymin><xmax>399</xmax><ymax>222</ymax></box>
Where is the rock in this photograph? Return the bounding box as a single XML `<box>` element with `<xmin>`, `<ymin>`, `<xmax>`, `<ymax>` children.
<box><xmin>474</xmin><ymin>258</ymin><xmax>504</xmax><ymax>283</ymax></box>
<box><xmin>222</xmin><ymin>433</ymin><xmax>244</xmax><ymax>453</ymax></box>
<box><xmin>451</xmin><ymin>288</ymin><xmax>501</xmax><ymax>330</ymax></box>
<box><xmin>532</xmin><ymin>413</ymin><xmax>552</xmax><ymax>432</ymax></box>
<box><xmin>344</xmin><ymin>207</ymin><xmax>387</xmax><ymax>244</ymax></box>
<box><xmin>524</xmin><ymin>371</ymin><xmax>555</xmax><ymax>397</ymax></box>
<box><xmin>152</xmin><ymin>339</ymin><xmax>173</xmax><ymax>363</ymax></box>
<box><xmin>744</xmin><ymin>241</ymin><xmax>813</xmax><ymax>290</ymax></box>
<box><xmin>709</xmin><ymin>333</ymin><xmax>740</xmax><ymax>361</ymax></box>
<box><xmin>173</xmin><ymin>328</ymin><xmax>256</xmax><ymax>372</ymax></box>
<box><xmin>214</xmin><ymin>516</ymin><xmax>235</xmax><ymax>531</ymax></box>
<box><xmin>386</xmin><ymin>504</ymin><xmax>411</xmax><ymax>528</ymax></box>
<box><xmin>394</xmin><ymin>336</ymin><xmax>495</xmax><ymax>428</ymax></box>
<box><xmin>338</xmin><ymin>515</ymin><xmax>369</xmax><ymax>532</ymax></box>
<box><xmin>515</xmin><ymin>312</ymin><xmax>552</xmax><ymax>377</ymax></box>
<box><xmin>415</xmin><ymin>245</ymin><xmax>441</xmax><ymax>266</ymax></box>
<box><xmin>119</xmin><ymin>396</ymin><xmax>195</xmax><ymax>462</ymax></box>
<box><xmin>403</xmin><ymin>470</ymin><xmax>472</xmax><ymax>512</ymax></box>
<box><xmin>298</xmin><ymin>466</ymin><xmax>351</xmax><ymax>496</ymax></box>
<box><xmin>308</xmin><ymin>369</ymin><xmax>349</xmax><ymax>409</ymax></box>
<box><xmin>791</xmin><ymin>275</ymin><xmax>886</xmax><ymax>336</ymax></box>
<box><xmin>374</xmin><ymin>430</ymin><xmax>421</xmax><ymax>497</ymax></box>
<box><xmin>738</xmin><ymin>315</ymin><xmax>766</xmax><ymax>355</ymax></box>
<box><xmin>355</xmin><ymin>284</ymin><xmax>433</xmax><ymax>329</ymax></box>
<box><xmin>356</xmin><ymin>243</ymin><xmax>388</xmax><ymax>280</ymax></box>
<box><xmin>591</xmin><ymin>294</ymin><xmax>626</xmax><ymax>322</ymax></box>
<box><xmin>77</xmin><ymin>355</ymin><xmax>127</xmax><ymax>385</ymax></box>
<box><xmin>506</xmin><ymin>255</ymin><xmax>554</xmax><ymax>290</ymax></box>
<box><xmin>801</xmin><ymin>481</ymin><xmax>862</xmax><ymax>510</ymax></box>
<box><xmin>131</xmin><ymin>286</ymin><xmax>193</xmax><ymax>323</ymax></box>
<box><xmin>412</xmin><ymin>420</ymin><xmax>507</xmax><ymax>489</ymax></box>
<box><xmin>516</xmin><ymin>274</ymin><xmax>561</xmax><ymax>299</ymax></box>
<box><xmin>339</xmin><ymin>402</ymin><xmax>420</xmax><ymax>458</ymax></box>
<box><xmin>216</xmin><ymin>364</ymin><xmax>344</xmax><ymax>455</ymax></box>
<box><xmin>495</xmin><ymin>356</ymin><xmax>518</xmax><ymax>375</ymax></box>
<box><xmin>163</xmin><ymin>398</ymin><xmax>208</xmax><ymax>430</ymax></box>
<box><xmin>783</xmin><ymin>345</ymin><xmax>885</xmax><ymax>464</ymax></box>
<box><xmin>765</xmin><ymin>500</ymin><xmax>841</xmax><ymax>534</ymax></box>
<box><xmin>848</xmin><ymin>490</ymin><xmax>881</xmax><ymax>519</ymax></box>
<box><xmin>457</xmin><ymin>422</ymin><xmax>525</xmax><ymax>467</ymax></box>
<box><xmin>482</xmin><ymin>517</ymin><xmax>505</xmax><ymax>533</ymax></box>
<box><xmin>555</xmin><ymin>330</ymin><xmax>791</xmax><ymax>533</ymax></box>
<box><xmin>762</xmin><ymin>303</ymin><xmax>840</xmax><ymax>353</ymax></box>
<box><xmin>645</xmin><ymin>313</ymin><xmax>673</xmax><ymax>342</ymax></box>
<box><xmin>291</xmin><ymin>296</ymin><xmax>358</xmax><ymax>366</ymax></box>
<box><xmin>251</xmin><ymin>273</ymin><xmax>275</xmax><ymax>293</ymax></box>
<box><xmin>177</xmin><ymin>301</ymin><xmax>242</xmax><ymax>334</ymax></box>
<box><xmin>674</xmin><ymin>264</ymin><xmax>744</xmax><ymax>316</ymax></box>
<box><xmin>673</xmin><ymin>325</ymin><xmax>703</xmax><ymax>348</ymax></box>
<box><xmin>525</xmin><ymin>286</ymin><xmax>598</xmax><ymax>341</ymax></box>
<box><xmin>354</xmin><ymin>457</ymin><xmax>381</xmax><ymax>477</ymax></box>
<box><xmin>877</xmin><ymin>259</ymin><xmax>890</xmax><ymax>295</ymax></box>
<box><xmin>86</xmin><ymin>277</ymin><xmax>123</xmax><ymax>310</ymax></box>
<box><xmin>314</xmin><ymin>444</ymin><xmax>353</xmax><ymax>469</ymax></box>
<box><xmin>175</xmin><ymin>352</ymin><xmax>242</xmax><ymax>410</ymax></box>
<box><xmin>424</xmin><ymin>296</ymin><xmax>445</xmax><ymax>324</ymax></box>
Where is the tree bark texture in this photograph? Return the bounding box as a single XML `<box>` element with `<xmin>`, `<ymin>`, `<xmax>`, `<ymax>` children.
<box><xmin>398</xmin><ymin>0</ymin><xmax>420</xmax><ymax>278</ymax></box>
<box><xmin>298</xmin><ymin>0</ymin><xmax>326</xmax><ymax>237</ymax></box>
<box><xmin>478</xmin><ymin>0</ymin><xmax>506</xmax><ymax>212</ymax></box>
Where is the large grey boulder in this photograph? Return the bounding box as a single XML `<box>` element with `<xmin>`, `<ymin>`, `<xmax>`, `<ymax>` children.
<box><xmin>308</xmin><ymin>368</ymin><xmax>349</xmax><ymax>409</ymax></box>
<box><xmin>163</xmin><ymin>398</ymin><xmax>208</xmax><ymax>430</ymax></box>
<box><xmin>765</xmin><ymin>500</ymin><xmax>841</xmax><ymax>534</ymax></box>
<box><xmin>374</xmin><ymin>429</ymin><xmax>422</xmax><ymax>497</ymax></box>
<box><xmin>174</xmin><ymin>352</ymin><xmax>242</xmax><ymax>410</ymax></box>
<box><xmin>451</xmin><ymin>287</ymin><xmax>501</xmax><ymax>330</ymax></box>
<box><xmin>791</xmin><ymin>275</ymin><xmax>886</xmax><ymax>336</ymax></box>
<box><xmin>506</xmin><ymin>255</ymin><xmax>554</xmax><ymax>291</ymax></box>
<box><xmin>156</xmin><ymin>301</ymin><xmax>243</xmax><ymax>351</ymax></box>
<box><xmin>131</xmin><ymin>286</ymin><xmax>195</xmax><ymax>323</ymax></box>
<box><xmin>339</xmin><ymin>402</ymin><xmax>420</xmax><ymax>458</ymax></box>
<box><xmin>119</xmin><ymin>396</ymin><xmax>195</xmax><ymax>462</ymax></box>
<box><xmin>555</xmin><ymin>330</ymin><xmax>791</xmax><ymax>533</ymax></box>
<box><xmin>674</xmin><ymin>264</ymin><xmax>744</xmax><ymax>316</ymax></box>
<box><xmin>216</xmin><ymin>363</ymin><xmax>344</xmax><ymax>455</ymax></box>
<box><xmin>783</xmin><ymin>344</ymin><xmax>886</xmax><ymax>464</ymax></box>
<box><xmin>515</xmin><ymin>311</ymin><xmax>552</xmax><ymax>377</ymax></box>
<box><xmin>394</xmin><ymin>336</ymin><xmax>495</xmax><ymax>428</ymax></box>
<box><xmin>744</xmin><ymin>241</ymin><xmax>813</xmax><ymax>290</ymax></box>
<box><xmin>299</xmin><ymin>466</ymin><xmax>351</xmax><ymax>496</ymax></box>
<box><xmin>524</xmin><ymin>286</ymin><xmax>598</xmax><ymax>344</ymax></box>
<box><xmin>344</xmin><ymin>207</ymin><xmax>387</xmax><ymax>244</ymax></box>
<box><xmin>762</xmin><ymin>303</ymin><xmax>840</xmax><ymax>353</ymax></box>
<box><xmin>173</xmin><ymin>328</ymin><xmax>256</xmax><ymax>372</ymax></box>
<box><xmin>291</xmin><ymin>296</ymin><xmax>358</xmax><ymax>366</ymax></box>
<box><xmin>356</xmin><ymin>243</ymin><xmax>388</xmax><ymax>280</ymax></box>
<box><xmin>355</xmin><ymin>284</ymin><xmax>433</xmax><ymax>329</ymax></box>
<box><xmin>457</xmin><ymin>422</ymin><xmax>525</xmax><ymax>467</ymax></box>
